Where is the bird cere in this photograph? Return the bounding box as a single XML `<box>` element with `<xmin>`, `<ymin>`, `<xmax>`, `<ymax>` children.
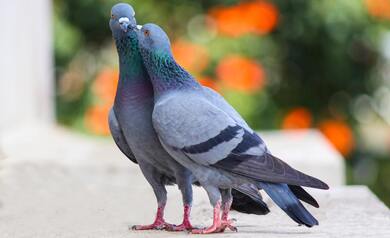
<box><xmin>108</xmin><ymin>2</ymin><xmax>329</xmax><ymax>235</ymax></box>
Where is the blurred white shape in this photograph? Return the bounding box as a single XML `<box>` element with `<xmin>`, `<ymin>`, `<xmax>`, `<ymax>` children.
<box><xmin>374</xmin><ymin>86</ymin><xmax>390</xmax><ymax>124</ymax></box>
<box><xmin>357</xmin><ymin>122</ymin><xmax>390</xmax><ymax>155</ymax></box>
<box><xmin>352</xmin><ymin>94</ymin><xmax>376</xmax><ymax>124</ymax></box>
<box><xmin>0</xmin><ymin>0</ymin><xmax>54</xmax><ymax>133</ymax></box>
<box><xmin>187</xmin><ymin>14</ymin><xmax>217</xmax><ymax>43</ymax></box>
<box><xmin>382</xmin><ymin>32</ymin><xmax>390</xmax><ymax>60</ymax></box>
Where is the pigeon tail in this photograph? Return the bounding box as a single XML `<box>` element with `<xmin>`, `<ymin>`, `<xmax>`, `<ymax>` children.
<box><xmin>259</xmin><ymin>182</ymin><xmax>319</xmax><ymax>227</ymax></box>
<box><xmin>288</xmin><ymin>185</ymin><xmax>319</xmax><ymax>208</ymax></box>
<box><xmin>231</xmin><ymin>185</ymin><xmax>270</xmax><ymax>215</ymax></box>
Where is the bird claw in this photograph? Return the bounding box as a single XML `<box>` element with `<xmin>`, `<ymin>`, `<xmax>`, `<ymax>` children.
<box><xmin>131</xmin><ymin>221</ymin><xmax>174</xmax><ymax>231</ymax></box>
<box><xmin>166</xmin><ymin>222</ymin><xmax>196</xmax><ymax>232</ymax></box>
<box><xmin>217</xmin><ymin>219</ymin><xmax>238</xmax><ymax>233</ymax></box>
<box><xmin>191</xmin><ymin>226</ymin><xmax>219</xmax><ymax>234</ymax></box>
<box><xmin>190</xmin><ymin>219</ymin><xmax>237</xmax><ymax>234</ymax></box>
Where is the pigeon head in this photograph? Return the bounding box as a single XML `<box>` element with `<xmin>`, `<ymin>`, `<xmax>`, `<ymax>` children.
<box><xmin>109</xmin><ymin>3</ymin><xmax>137</xmax><ymax>37</ymax></box>
<box><xmin>138</xmin><ymin>23</ymin><xmax>172</xmax><ymax>59</ymax></box>
<box><xmin>137</xmin><ymin>23</ymin><xmax>199</xmax><ymax>95</ymax></box>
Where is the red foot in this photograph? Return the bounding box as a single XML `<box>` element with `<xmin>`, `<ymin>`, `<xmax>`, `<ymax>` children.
<box><xmin>191</xmin><ymin>219</ymin><xmax>237</xmax><ymax>234</ymax></box>
<box><xmin>166</xmin><ymin>221</ymin><xmax>195</xmax><ymax>232</ymax></box>
<box><xmin>166</xmin><ymin>203</ymin><xmax>195</xmax><ymax>231</ymax></box>
<box><xmin>217</xmin><ymin>219</ymin><xmax>238</xmax><ymax>232</ymax></box>
<box><xmin>191</xmin><ymin>224</ymin><xmax>220</xmax><ymax>234</ymax></box>
<box><xmin>217</xmin><ymin>199</ymin><xmax>237</xmax><ymax>232</ymax></box>
<box><xmin>131</xmin><ymin>220</ymin><xmax>173</xmax><ymax>230</ymax></box>
<box><xmin>191</xmin><ymin>201</ymin><xmax>223</xmax><ymax>234</ymax></box>
<box><xmin>191</xmin><ymin>198</ymin><xmax>238</xmax><ymax>234</ymax></box>
<box><xmin>131</xmin><ymin>204</ymin><xmax>173</xmax><ymax>231</ymax></box>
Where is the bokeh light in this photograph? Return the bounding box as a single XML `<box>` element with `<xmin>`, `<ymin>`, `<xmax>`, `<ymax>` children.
<box><xmin>172</xmin><ymin>40</ymin><xmax>209</xmax><ymax>74</ymax></box>
<box><xmin>319</xmin><ymin>120</ymin><xmax>355</xmax><ymax>156</ymax></box>
<box><xmin>216</xmin><ymin>55</ymin><xmax>265</xmax><ymax>93</ymax></box>
<box><xmin>365</xmin><ymin>0</ymin><xmax>390</xmax><ymax>20</ymax></box>
<box><xmin>282</xmin><ymin>107</ymin><xmax>312</xmax><ymax>130</ymax></box>
<box><xmin>209</xmin><ymin>0</ymin><xmax>278</xmax><ymax>37</ymax></box>
<box><xmin>198</xmin><ymin>76</ymin><xmax>219</xmax><ymax>92</ymax></box>
<box><xmin>84</xmin><ymin>105</ymin><xmax>111</xmax><ymax>135</ymax></box>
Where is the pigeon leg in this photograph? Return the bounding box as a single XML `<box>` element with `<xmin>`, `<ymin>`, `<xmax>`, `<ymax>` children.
<box><xmin>167</xmin><ymin>170</ymin><xmax>195</xmax><ymax>231</ymax></box>
<box><xmin>191</xmin><ymin>200</ymin><xmax>222</xmax><ymax>234</ymax></box>
<box><xmin>167</xmin><ymin>203</ymin><xmax>196</xmax><ymax>231</ymax></box>
<box><xmin>131</xmin><ymin>203</ymin><xmax>173</xmax><ymax>230</ymax></box>
<box><xmin>132</xmin><ymin>161</ymin><xmax>173</xmax><ymax>230</ymax></box>
<box><xmin>218</xmin><ymin>188</ymin><xmax>238</xmax><ymax>232</ymax></box>
<box><xmin>191</xmin><ymin>185</ymin><xmax>223</xmax><ymax>234</ymax></box>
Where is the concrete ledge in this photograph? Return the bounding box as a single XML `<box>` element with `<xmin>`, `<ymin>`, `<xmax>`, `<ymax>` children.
<box><xmin>1</xmin><ymin>127</ymin><xmax>382</xmax><ymax>237</ymax></box>
<box><xmin>0</xmin><ymin>161</ymin><xmax>388</xmax><ymax>237</ymax></box>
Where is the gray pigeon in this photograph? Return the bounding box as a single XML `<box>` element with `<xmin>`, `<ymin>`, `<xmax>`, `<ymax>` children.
<box><xmin>137</xmin><ymin>23</ymin><xmax>329</xmax><ymax>234</ymax></box>
<box><xmin>109</xmin><ymin>3</ymin><xmax>194</xmax><ymax>231</ymax></box>
<box><xmin>108</xmin><ymin>3</ymin><xmax>270</xmax><ymax>231</ymax></box>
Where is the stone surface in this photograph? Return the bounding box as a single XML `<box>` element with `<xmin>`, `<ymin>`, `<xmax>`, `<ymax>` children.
<box><xmin>1</xmin><ymin>127</ymin><xmax>382</xmax><ymax>238</ymax></box>
<box><xmin>0</xmin><ymin>161</ymin><xmax>388</xmax><ymax>237</ymax></box>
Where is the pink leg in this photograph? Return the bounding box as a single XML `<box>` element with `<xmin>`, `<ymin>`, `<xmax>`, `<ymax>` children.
<box><xmin>166</xmin><ymin>204</ymin><xmax>195</xmax><ymax>231</ymax></box>
<box><xmin>219</xmin><ymin>199</ymin><xmax>237</xmax><ymax>232</ymax></box>
<box><xmin>191</xmin><ymin>200</ymin><xmax>222</xmax><ymax>234</ymax></box>
<box><xmin>131</xmin><ymin>203</ymin><xmax>172</xmax><ymax>230</ymax></box>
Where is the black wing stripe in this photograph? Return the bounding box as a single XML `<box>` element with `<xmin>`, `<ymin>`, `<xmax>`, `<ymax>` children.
<box><xmin>181</xmin><ymin>125</ymin><xmax>241</xmax><ymax>154</ymax></box>
<box><xmin>231</xmin><ymin>129</ymin><xmax>261</xmax><ymax>154</ymax></box>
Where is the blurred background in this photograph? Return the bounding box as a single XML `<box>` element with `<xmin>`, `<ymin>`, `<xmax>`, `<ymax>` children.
<box><xmin>53</xmin><ymin>0</ymin><xmax>390</xmax><ymax>206</ymax></box>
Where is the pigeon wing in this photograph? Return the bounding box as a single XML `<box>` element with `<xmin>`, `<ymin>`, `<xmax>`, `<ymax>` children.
<box><xmin>109</xmin><ymin>108</ymin><xmax>137</xmax><ymax>164</ymax></box>
<box><xmin>153</xmin><ymin>93</ymin><xmax>328</xmax><ymax>189</ymax></box>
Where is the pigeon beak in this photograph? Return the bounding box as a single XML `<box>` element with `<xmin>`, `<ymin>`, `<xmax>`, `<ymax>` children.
<box><xmin>119</xmin><ymin>17</ymin><xmax>133</xmax><ymax>32</ymax></box>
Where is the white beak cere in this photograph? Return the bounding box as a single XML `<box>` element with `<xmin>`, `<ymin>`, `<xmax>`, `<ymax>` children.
<box><xmin>136</xmin><ymin>25</ymin><xmax>142</xmax><ymax>30</ymax></box>
<box><xmin>118</xmin><ymin>17</ymin><xmax>130</xmax><ymax>24</ymax></box>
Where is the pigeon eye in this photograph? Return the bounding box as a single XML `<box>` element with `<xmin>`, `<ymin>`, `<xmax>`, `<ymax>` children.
<box><xmin>111</xmin><ymin>14</ymin><xmax>115</xmax><ymax>19</ymax></box>
<box><xmin>144</xmin><ymin>30</ymin><xmax>150</xmax><ymax>37</ymax></box>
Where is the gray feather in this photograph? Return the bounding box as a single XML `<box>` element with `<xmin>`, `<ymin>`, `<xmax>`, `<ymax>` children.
<box><xmin>108</xmin><ymin>108</ymin><xmax>137</xmax><ymax>164</ymax></box>
<box><xmin>153</xmin><ymin>92</ymin><xmax>244</xmax><ymax>165</ymax></box>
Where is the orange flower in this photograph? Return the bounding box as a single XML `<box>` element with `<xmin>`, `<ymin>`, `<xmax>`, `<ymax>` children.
<box><xmin>209</xmin><ymin>0</ymin><xmax>278</xmax><ymax>37</ymax></box>
<box><xmin>198</xmin><ymin>76</ymin><xmax>219</xmax><ymax>91</ymax></box>
<box><xmin>93</xmin><ymin>68</ymin><xmax>119</xmax><ymax>104</ymax></box>
<box><xmin>84</xmin><ymin>104</ymin><xmax>111</xmax><ymax>135</ymax></box>
<box><xmin>365</xmin><ymin>0</ymin><xmax>390</xmax><ymax>20</ymax></box>
<box><xmin>216</xmin><ymin>55</ymin><xmax>265</xmax><ymax>92</ymax></box>
<box><xmin>282</xmin><ymin>107</ymin><xmax>312</xmax><ymax>129</ymax></box>
<box><xmin>172</xmin><ymin>40</ymin><xmax>209</xmax><ymax>73</ymax></box>
<box><xmin>319</xmin><ymin>120</ymin><xmax>355</xmax><ymax>156</ymax></box>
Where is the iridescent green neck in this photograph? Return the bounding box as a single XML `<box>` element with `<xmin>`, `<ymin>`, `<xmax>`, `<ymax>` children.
<box><xmin>143</xmin><ymin>51</ymin><xmax>200</xmax><ymax>96</ymax></box>
<box><xmin>115</xmin><ymin>32</ymin><xmax>145</xmax><ymax>80</ymax></box>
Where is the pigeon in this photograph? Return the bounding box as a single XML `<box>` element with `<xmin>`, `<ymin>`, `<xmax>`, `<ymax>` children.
<box><xmin>108</xmin><ymin>3</ymin><xmax>270</xmax><ymax>231</ymax></box>
<box><xmin>109</xmin><ymin>3</ymin><xmax>194</xmax><ymax>231</ymax></box>
<box><xmin>137</xmin><ymin>23</ymin><xmax>329</xmax><ymax>234</ymax></box>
